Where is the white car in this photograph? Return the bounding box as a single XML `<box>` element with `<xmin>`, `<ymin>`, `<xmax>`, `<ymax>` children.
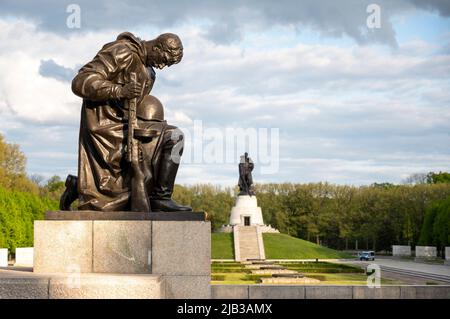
<box><xmin>359</xmin><ymin>251</ymin><xmax>375</xmax><ymax>261</ymax></box>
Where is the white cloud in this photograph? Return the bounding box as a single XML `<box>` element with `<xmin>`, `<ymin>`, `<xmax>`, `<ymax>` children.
<box><xmin>1</xmin><ymin>0</ymin><xmax>448</xmax><ymax>46</ymax></box>
<box><xmin>0</xmin><ymin>14</ymin><xmax>449</xmax><ymax>185</ymax></box>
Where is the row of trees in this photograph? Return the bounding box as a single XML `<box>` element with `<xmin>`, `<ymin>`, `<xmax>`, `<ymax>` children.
<box><xmin>1</xmin><ymin>133</ymin><xmax>449</xmax><ymax>253</ymax></box>
<box><xmin>173</xmin><ymin>182</ymin><xmax>450</xmax><ymax>252</ymax></box>
<box><xmin>404</xmin><ymin>171</ymin><xmax>450</xmax><ymax>185</ymax></box>
<box><xmin>0</xmin><ymin>187</ymin><xmax>58</xmax><ymax>250</ymax></box>
<box><xmin>419</xmin><ymin>197</ymin><xmax>450</xmax><ymax>252</ymax></box>
<box><xmin>3</xmin><ymin>179</ymin><xmax>447</xmax><ymax>253</ymax></box>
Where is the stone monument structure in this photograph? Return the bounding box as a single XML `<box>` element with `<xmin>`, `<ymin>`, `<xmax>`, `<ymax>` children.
<box><xmin>230</xmin><ymin>153</ymin><xmax>263</xmax><ymax>227</ymax></box>
<box><xmin>414</xmin><ymin>246</ymin><xmax>437</xmax><ymax>262</ymax></box>
<box><xmin>32</xmin><ymin>32</ymin><xmax>210</xmax><ymax>299</ymax></box>
<box><xmin>0</xmin><ymin>248</ymin><xmax>7</xmax><ymax>267</ymax></box>
<box><xmin>14</xmin><ymin>247</ymin><xmax>34</xmax><ymax>267</ymax></box>
<box><xmin>392</xmin><ymin>245</ymin><xmax>411</xmax><ymax>257</ymax></box>
<box><xmin>220</xmin><ymin>153</ymin><xmax>278</xmax><ymax>261</ymax></box>
<box><xmin>222</xmin><ymin>153</ymin><xmax>278</xmax><ymax>232</ymax></box>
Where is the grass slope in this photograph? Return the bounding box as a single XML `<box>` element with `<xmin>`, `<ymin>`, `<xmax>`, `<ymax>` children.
<box><xmin>211</xmin><ymin>232</ymin><xmax>352</xmax><ymax>259</ymax></box>
<box><xmin>264</xmin><ymin>233</ymin><xmax>352</xmax><ymax>259</ymax></box>
<box><xmin>211</xmin><ymin>233</ymin><xmax>234</xmax><ymax>259</ymax></box>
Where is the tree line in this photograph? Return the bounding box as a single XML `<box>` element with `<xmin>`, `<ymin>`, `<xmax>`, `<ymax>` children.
<box><xmin>173</xmin><ymin>182</ymin><xmax>450</xmax><ymax>252</ymax></box>
<box><xmin>0</xmin><ymin>187</ymin><xmax>58</xmax><ymax>251</ymax></box>
<box><xmin>419</xmin><ymin>196</ymin><xmax>450</xmax><ymax>254</ymax></box>
<box><xmin>0</xmin><ymin>133</ymin><xmax>449</xmax><ymax>253</ymax></box>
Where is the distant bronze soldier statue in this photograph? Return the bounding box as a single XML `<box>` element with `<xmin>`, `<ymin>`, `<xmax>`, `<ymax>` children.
<box><xmin>238</xmin><ymin>152</ymin><xmax>255</xmax><ymax>196</ymax></box>
<box><xmin>60</xmin><ymin>32</ymin><xmax>191</xmax><ymax>212</ymax></box>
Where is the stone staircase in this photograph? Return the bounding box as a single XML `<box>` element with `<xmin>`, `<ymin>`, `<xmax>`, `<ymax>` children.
<box><xmin>234</xmin><ymin>226</ymin><xmax>265</xmax><ymax>261</ymax></box>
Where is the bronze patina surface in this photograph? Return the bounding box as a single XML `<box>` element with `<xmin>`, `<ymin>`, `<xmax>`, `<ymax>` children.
<box><xmin>238</xmin><ymin>152</ymin><xmax>255</xmax><ymax>196</ymax></box>
<box><xmin>60</xmin><ymin>32</ymin><xmax>191</xmax><ymax>213</ymax></box>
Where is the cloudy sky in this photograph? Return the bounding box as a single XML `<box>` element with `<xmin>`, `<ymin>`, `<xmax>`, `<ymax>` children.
<box><xmin>0</xmin><ymin>0</ymin><xmax>449</xmax><ymax>186</ymax></box>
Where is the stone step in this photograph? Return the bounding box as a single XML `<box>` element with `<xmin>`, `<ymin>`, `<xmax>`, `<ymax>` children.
<box><xmin>240</xmin><ymin>248</ymin><xmax>259</xmax><ymax>253</ymax></box>
<box><xmin>0</xmin><ymin>273</ymin><xmax>164</xmax><ymax>299</ymax></box>
<box><xmin>251</xmin><ymin>269</ymin><xmax>298</xmax><ymax>275</ymax></box>
<box><xmin>259</xmin><ymin>265</ymin><xmax>285</xmax><ymax>270</ymax></box>
<box><xmin>272</xmin><ymin>273</ymin><xmax>304</xmax><ymax>278</ymax></box>
<box><xmin>245</xmin><ymin>264</ymin><xmax>284</xmax><ymax>270</ymax></box>
<box><xmin>260</xmin><ymin>277</ymin><xmax>321</xmax><ymax>284</ymax></box>
<box><xmin>235</xmin><ymin>226</ymin><xmax>264</xmax><ymax>261</ymax></box>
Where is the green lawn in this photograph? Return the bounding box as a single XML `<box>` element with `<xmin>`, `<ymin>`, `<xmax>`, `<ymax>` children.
<box><xmin>281</xmin><ymin>261</ymin><xmax>364</xmax><ymax>273</ymax></box>
<box><xmin>211</xmin><ymin>262</ymin><xmax>402</xmax><ymax>285</ymax></box>
<box><xmin>211</xmin><ymin>233</ymin><xmax>235</xmax><ymax>259</ymax></box>
<box><xmin>211</xmin><ymin>272</ymin><xmax>399</xmax><ymax>285</ymax></box>
<box><xmin>211</xmin><ymin>232</ymin><xmax>352</xmax><ymax>260</ymax></box>
<box><xmin>263</xmin><ymin>233</ymin><xmax>353</xmax><ymax>259</ymax></box>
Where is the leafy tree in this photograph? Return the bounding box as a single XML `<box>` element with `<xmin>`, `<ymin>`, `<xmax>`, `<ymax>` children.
<box><xmin>427</xmin><ymin>172</ymin><xmax>450</xmax><ymax>184</ymax></box>
<box><xmin>0</xmin><ymin>135</ymin><xmax>26</xmax><ymax>176</ymax></box>
<box><xmin>172</xmin><ymin>181</ymin><xmax>450</xmax><ymax>252</ymax></box>
<box><xmin>2</xmin><ymin>133</ymin><xmax>450</xmax><ymax>254</ymax></box>
<box><xmin>0</xmin><ymin>186</ymin><xmax>58</xmax><ymax>251</ymax></box>
<box><xmin>0</xmin><ymin>134</ymin><xmax>38</xmax><ymax>194</ymax></box>
<box><xmin>419</xmin><ymin>197</ymin><xmax>450</xmax><ymax>253</ymax></box>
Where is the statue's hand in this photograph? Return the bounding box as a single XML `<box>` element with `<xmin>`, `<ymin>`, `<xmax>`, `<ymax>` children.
<box><xmin>119</xmin><ymin>82</ymin><xmax>143</xmax><ymax>99</ymax></box>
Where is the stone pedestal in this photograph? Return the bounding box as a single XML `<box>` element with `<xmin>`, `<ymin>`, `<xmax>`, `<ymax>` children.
<box><xmin>0</xmin><ymin>273</ymin><xmax>163</xmax><ymax>299</ymax></box>
<box><xmin>414</xmin><ymin>246</ymin><xmax>437</xmax><ymax>262</ymax></box>
<box><xmin>392</xmin><ymin>245</ymin><xmax>411</xmax><ymax>257</ymax></box>
<box><xmin>49</xmin><ymin>273</ymin><xmax>164</xmax><ymax>299</ymax></box>
<box><xmin>33</xmin><ymin>211</ymin><xmax>210</xmax><ymax>299</ymax></box>
<box><xmin>15</xmin><ymin>247</ymin><xmax>33</xmax><ymax>267</ymax></box>
<box><xmin>226</xmin><ymin>195</ymin><xmax>278</xmax><ymax>233</ymax></box>
<box><xmin>0</xmin><ymin>249</ymin><xmax>7</xmax><ymax>267</ymax></box>
<box><xmin>230</xmin><ymin>195</ymin><xmax>264</xmax><ymax>226</ymax></box>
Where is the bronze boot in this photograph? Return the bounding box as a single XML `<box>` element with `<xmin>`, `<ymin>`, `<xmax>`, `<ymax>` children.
<box><xmin>59</xmin><ymin>175</ymin><xmax>79</xmax><ymax>210</ymax></box>
<box><xmin>150</xmin><ymin>153</ymin><xmax>192</xmax><ymax>212</ymax></box>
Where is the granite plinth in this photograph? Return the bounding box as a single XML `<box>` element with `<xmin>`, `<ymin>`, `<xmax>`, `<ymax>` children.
<box><xmin>152</xmin><ymin>221</ymin><xmax>210</xmax><ymax>276</ymax></box>
<box><xmin>33</xmin><ymin>211</ymin><xmax>211</xmax><ymax>299</ymax></box>
<box><xmin>93</xmin><ymin>221</ymin><xmax>152</xmax><ymax>273</ymax></box>
<box><xmin>49</xmin><ymin>273</ymin><xmax>163</xmax><ymax>299</ymax></box>
<box><xmin>34</xmin><ymin>221</ymin><xmax>93</xmax><ymax>273</ymax></box>
<box><xmin>0</xmin><ymin>273</ymin><xmax>163</xmax><ymax>299</ymax></box>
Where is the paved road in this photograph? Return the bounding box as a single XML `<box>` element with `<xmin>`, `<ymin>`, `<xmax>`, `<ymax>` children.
<box><xmin>337</xmin><ymin>257</ymin><xmax>450</xmax><ymax>284</ymax></box>
<box><xmin>0</xmin><ymin>267</ymin><xmax>36</xmax><ymax>277</ymax></box>
<box><xmin>348</xmin><ymin>257</ymin><xmax>449</xmax><ymax>276</ymax></box>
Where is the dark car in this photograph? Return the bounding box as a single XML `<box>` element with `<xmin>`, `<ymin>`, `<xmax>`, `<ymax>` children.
<box><xmin>359</xmin><ymin>251</ymin><xmax>375</xmax><ymax>261</ymax></box>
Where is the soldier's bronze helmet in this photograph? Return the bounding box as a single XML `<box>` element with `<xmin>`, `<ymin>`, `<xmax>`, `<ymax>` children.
<box><xmin>137</xmin><ymin>95</ymin><xmax>164</xmax><ymax>121</ymax></box>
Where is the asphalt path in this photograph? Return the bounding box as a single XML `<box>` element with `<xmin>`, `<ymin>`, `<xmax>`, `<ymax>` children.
<box><xmin>337</xmin><ymin>257</ymin><xmax>450</xmax><ymax>284</ymax></box>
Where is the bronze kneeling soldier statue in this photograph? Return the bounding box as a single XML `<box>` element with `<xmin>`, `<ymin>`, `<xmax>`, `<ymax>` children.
<box><xmin>60</xmin><ymin>32</ymin><xmax>191</xmax><ymax>213</ymax></box>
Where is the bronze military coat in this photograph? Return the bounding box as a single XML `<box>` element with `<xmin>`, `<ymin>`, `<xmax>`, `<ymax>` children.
<box><xmin>72</xmin><ymin>32</ymin><xmax>165</xmax><ymax>211</ymax></box>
